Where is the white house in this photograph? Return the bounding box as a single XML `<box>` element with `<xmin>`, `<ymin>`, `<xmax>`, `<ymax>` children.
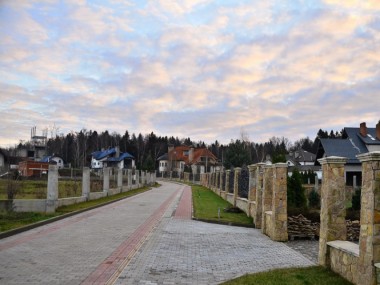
<box><xmin>91</xmin><ymin>147</ymin><xmax>135</xmax><ymax>169</ymax></box>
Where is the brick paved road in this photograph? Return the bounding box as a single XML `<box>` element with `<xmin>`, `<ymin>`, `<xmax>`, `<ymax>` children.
<box><xmin>0</xmin><ymin>182</ymin><xmax>183</xmax><ymax>285</ymax></box>
<box><xmin>0</xmin><ymin>182</ymin><xmax>315</xmax><ymax>285</ymax></box>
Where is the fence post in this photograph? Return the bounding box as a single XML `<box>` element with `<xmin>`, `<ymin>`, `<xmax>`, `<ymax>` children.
<box><xmin>225</xmin><ymin>170</ymin><xmax>230</xmax><ymax>193</ymax></box>
<box><xmin>233</xmin><ymin>168</ymin><xmax>241</xmax><ymax>207</ymax></box>
<box><xmin>357</xmin><ymin>151</ymin><xmax>380</xmax><ymax>285</ymax></box>
<box><xmin>262</xmin><ymin>165</ymin><xmax>273</xmax><ymax>234</ymax></box>
<box><xmin>46</xmin><ymin>165</ymin><xmax>58</xmax><ymax>213</ymax></box>
<box><xmin>272</xmin><ymin>163</ymin><xmax>288</xmax><ymax>241</ymax></box>
<box><xmin>82</xmin><ymin>167</ymin><xmax>90</xmax><ymax>200</ymax></box>
<box><xmin>117</xmin><ymin>168</ymin><xmax>123</xmax><ymax>191</ymax></box>
<box><xmin>255</xmin><ymin>163</ymin><xmax>265</xmax><ymax>229</ymax></box>
<box><xmin>103</xmin><ymin>167</ymin><xmax>110</xmax><ymax>195</ymax></box>
<box><xmin>317</xmin><ymin>156</ymin><xmax>347</xmax><ymax>267</ymax></box>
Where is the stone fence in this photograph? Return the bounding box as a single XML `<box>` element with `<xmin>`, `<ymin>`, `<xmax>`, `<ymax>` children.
<box><xmin>318</xmin><ymin>152</ymin><xmax>380</xmax><ymax>285</ymax></box>
<box><xmin>0</xmin><ymin>166</ymin><xmax>157</xmax><ymax>213</ymax></box>
<box><xmin>199</xmin><ymin>163</ymin><xmax>288</xmax><ymax>242</ymax></box>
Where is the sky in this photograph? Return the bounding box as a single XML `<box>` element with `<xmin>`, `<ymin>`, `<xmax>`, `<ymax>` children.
<box><xmin>0</xmin><ymin>0</ymin><xmax>379</xmax><ymax>148</ymax></box>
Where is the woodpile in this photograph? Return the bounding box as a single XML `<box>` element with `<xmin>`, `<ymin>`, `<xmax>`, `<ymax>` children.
<box><xmin>347</xmin><ymin>220</ymin><xmax>360</xmax><ymax>241</ymax></box>
<box><xmin>288</xmin><ymin>214</ymin><xmax>317</xmax><ymax>240</ymax></box>
<box><xmin>287</xmin><ymin>215</ymin><xmax>360</xmax><ymax>241</ymax></box>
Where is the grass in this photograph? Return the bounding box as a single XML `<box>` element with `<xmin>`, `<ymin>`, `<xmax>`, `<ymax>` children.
<box><xmin>0</xmin><ymin>211</ymin><xmax>60</xmax><ymax>232</ymax></box>
<box><xmin>0</xmin><ymin>178</ymin><xmax>120</xmax><ymax>199</ymax></box>
<box><xmin>221</xmin><ymin>266</ymin><xmax>353</xmax><ymax>285</ymax></box>
<box><xmin>191</xmin><ymin>185</ymin><xmax>253</xmax><ymax>225</ymax></box>
<box><xmin>0</xmin><ymin>184</ymin><xmax>159</xmax><ymax>233</ymax></box>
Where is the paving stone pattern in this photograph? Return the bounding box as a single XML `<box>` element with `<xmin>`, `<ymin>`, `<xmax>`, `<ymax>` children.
<box><xmin>0</xmin><ymin>182</ymin><xmax>182</xmax><ymax>285</ymax></box>
<box><xmin>115</xmin><ymin>183</ymin><xmax>315</xmax><ymax>285</ymax></box>
<box><xmin>0</xmin><ymin>181</ymin><xmax>316</xmax><ymax>285</ymax></box>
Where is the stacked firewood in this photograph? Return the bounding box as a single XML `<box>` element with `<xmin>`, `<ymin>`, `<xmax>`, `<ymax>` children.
<box><xmin>288</xmin><ymin>214</ymin><xmax>317</xmax><ymax>240</ymax></box>
<box><xmin>346</xmin><ymin>220</ymin><xmax>360</xmax><ymax>241</ymax></box>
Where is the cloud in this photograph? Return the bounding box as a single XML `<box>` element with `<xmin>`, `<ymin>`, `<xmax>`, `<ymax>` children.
<box><xmin>0</xmin><ymin>0</ymin><xmax>379</xmax><ymax>147</ymax></box>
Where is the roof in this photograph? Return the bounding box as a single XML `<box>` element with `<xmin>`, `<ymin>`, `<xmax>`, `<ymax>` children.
<box><xmin>287</xmin><ymin>149</ymin><xmax>316</xmax><ymax>164</ymax></box>
<box><xmin>92</xmin><ymin>148</ymin><xmax>134</xmax><ymax>161</ymax></box>
<box><xmin>92</xmin><ymin>148</ymin><xmax>117</xmax><ymax>160</ymax></box>
<box><xmin>316</xmin><ymin>124</ymin><xmax>380</xmax><ymax>165</ymax></box>
<box><xmin>166</xmin><ymin>145</ymin><xmax>219</xmax><ymax>165</ymax></box>
<box><xmin>157</xmin><ymin>153</ymin><xmax>168</xmax><ymax>161</ymax></box>
<box><xmin>344</xmin><ymin>127</ymin><xmax>380</xmax><ymax>147</ymax></box>
<box><xmin>106</xmin><ymin>152</ymin><xmax>134</xmax><ymax>162</ymax></box>
<box><xmin>317</xmin><ymin>139</ymin><xmax>361</xmax><ymax>164</ymax></box>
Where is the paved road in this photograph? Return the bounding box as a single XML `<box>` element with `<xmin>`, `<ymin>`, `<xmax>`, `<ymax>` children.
<box><xmin>0</xmin><ymin>181</ymin><xmax>315</xmax><ymax>285</ymax></box>
<box><xmin>0</xmin><ymin>181</ymin><xmax>183</xmax><ymax>284</ymax></box>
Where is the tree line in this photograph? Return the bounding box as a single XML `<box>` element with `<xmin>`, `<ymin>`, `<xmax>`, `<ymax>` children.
<box><xmin>7</xmin><ymin>128</ymin><xmax>343</xmax><ymax>169</ymax></box>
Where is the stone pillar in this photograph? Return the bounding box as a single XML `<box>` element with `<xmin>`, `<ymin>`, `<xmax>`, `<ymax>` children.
<box><xmin>82</xmin><ymin>167</ymin><xmax>90</xmax><ymax>200</ymax></box>
<box><xmin>357</xmin><ymin>151</ymin><xmax>380</xmax><ymax>285</ymax></box>
<box><xmin>220</xmin><ymin>171</ymin><xmax>224</xmax><ymax>193</ymax></box>
<box><xmin>117</xmin><ymin>168</ymin><xmax>123</xmax><ymax>190</ymax></box>
<box><xmin>248</xmin><ymin>165</ymin><xmax>257</xmax><ymax>201</ymax></box>
<box><xmin>141</xmin><ymin>171</ymin><xmax>146</xmax><ymax>186</ymax></box>
<box><xmin>225</xmin><ymin>170</ymin><xmax>230</xmax><ymax>193</ymax></box>
<box><xmin>103</xmin><ymin>167</ymin><xmax>110</xmax><ymax>195</ymax></box>
<box><xmin>216</xmin><ymin>172</ymin><xmax>220</xmax><ymax>191</ymax></box>
<box><xmin>318</xmin><ymin>156</ymin><xmax>348</xmax><ymax>267</ymax></box>
<box><xmin>271</xmin><ymin>163</ymin><xmax>288</xmax><ymax>241</ymax></box>
<box><xmin>127</xmin><ymin>169</ymin><xmax>132</xmax><ymax>189</ymax></box>
<box><xmin>136</xmin><ymin>171</ymin><xmax>140</xmax><ymax>187</ymax></box>
<box><xmin>255</xmin><ymin>163</ymin><xmax>265</xmax><ymax>229</ymax></box>
<box><xmin>262</xmin><ymin>165</ymin><xmax>274</xmax><ymax>234</ymax></box>
<box><xmin>170</xmin><ymin>171</ymin><xmax>172</xmax><ymax>180</ymax></box>
<box><xmin>46</xmin><ymin>165</ymin><xmax>59</xmax><ymax>213</ymax></box>
<box><xmin>233</xmin><ymin>168</ymin><xmax>241</xmax><ymax>207</ymax></box>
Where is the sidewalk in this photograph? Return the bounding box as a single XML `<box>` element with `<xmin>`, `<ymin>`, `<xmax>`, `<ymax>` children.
<box><xmin>114</xmin><ymin>184</ymin><xmax>314</xmax><ymax>285</ymax></box>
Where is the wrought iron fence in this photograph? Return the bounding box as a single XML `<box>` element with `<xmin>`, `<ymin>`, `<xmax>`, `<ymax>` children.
<box><xmin>238</xmin><ymin>165</ymin><xmax>249</xmax><ymax>199</ymax></box>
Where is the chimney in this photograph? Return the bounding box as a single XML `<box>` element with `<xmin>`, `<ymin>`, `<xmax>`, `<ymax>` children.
<box><xmin>377</xmin><ymin>121</ymin><xmax>380</xmax><ymax>140</ymax></box>
<box><xmin>189</xmin><ymin>147</ymin><xmax>194</xmax><ymax>162</ymax></box>
<box><xmin>360</xmin><ymin>122</ymin><xmax>367</xmax><ymax>137</ymax></box>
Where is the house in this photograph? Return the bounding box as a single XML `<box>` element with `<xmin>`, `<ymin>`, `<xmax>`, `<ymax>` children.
<box><xmin>19</xmin><ymin>160</ymin><xmax>49</xmax><ymax>177</ymax></box>
<box><xmin>158</xmin><ymin>145</ymin><xmax>221</xmax><ymax>174</ymax></box>
<box><xmin>286</xmin><ymin>149</ymin><xmax>316</xmax><ymax>166</ymax></box>
<box><xmin>40</xmin><ymin>154</ymin><xmax>65</xmax><ymax>169</ymax></box>
<box><xmin>91</xmin><ymin>147</ymin><xmax>135</xmax><ymax>169</ymax></box>
<box><xmin>315</xmin><ymin>121</ymin><xmax>380</xmax><ymax>185</ymax></box>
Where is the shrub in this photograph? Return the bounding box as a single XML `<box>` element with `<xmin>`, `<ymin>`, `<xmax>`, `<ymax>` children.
<box><xmin>308</xmin><ymin>190</ymin><xmax>320</xmax><ymax>208</ymax></box>
<box><xmin>352</xmin><ymin>188</ymin><xmax>361</xmax><ymax>211</ymax></box>
<box><xmin>287</xmin><ymin>169</ymin><xmax>307</xmax><ymax>209</ymax></box>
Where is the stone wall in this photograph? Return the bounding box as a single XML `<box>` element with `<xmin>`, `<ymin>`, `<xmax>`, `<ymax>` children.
<box><xmin>199</xmin><ymin>163</ymin><xmax>288</xmax><ymax>242</ymax></box>
<box><xmin>0</xmin><ymin>168</ymin><xmax>156</xmax><ymax>213</ymax></box>
<box><xmin>328</xmin><ymin>241</ymin><xmax>359</xmax><ymax>284</ymax></box>
<box><xmin>318</xmin><ymin>152</ymin><xmax>380</xmax><ymax>285</ymax></box>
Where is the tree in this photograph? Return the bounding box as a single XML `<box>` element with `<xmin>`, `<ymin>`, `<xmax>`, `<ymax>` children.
<box><xmin>287</xmin><ymin>169</ymin><xmax>307</xmax><ymax>209</ymax></box>
<box><xmin>224</xmin><ymin>139</ymin><xmax>252</xmax><ymax>168</ymax></box>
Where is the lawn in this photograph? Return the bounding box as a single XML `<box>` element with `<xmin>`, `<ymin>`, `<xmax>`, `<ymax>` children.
<box><xmin>0</xmin><ymin>178</ymin><xmax>119</xmax><ymax>199</ymax></box>
<box><xmin>191</xmin><ymin>185</ymin><xmax>253</xmax><ymax>225</ymax></box>
<box><xmin>221</xmin><ymin>266</ymin><xmax>353</xmax><ymax>285</ymax></box>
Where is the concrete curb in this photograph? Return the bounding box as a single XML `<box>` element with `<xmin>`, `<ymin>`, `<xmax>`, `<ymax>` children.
<box><xmin>0</xmin><ymin>187</ymin><xmax>154</xmax><ymax>240</ymax></box>
<box><xmin>191</xmin><ymin>217</ymin><xmax>256</xmax><ymax>228</ymax></box>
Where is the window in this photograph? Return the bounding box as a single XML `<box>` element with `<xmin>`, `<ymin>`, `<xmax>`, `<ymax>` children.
<box><xmin>183</xmin><ymin>150</ymin><xmax>189</xmax><ymax>156</ymax></box>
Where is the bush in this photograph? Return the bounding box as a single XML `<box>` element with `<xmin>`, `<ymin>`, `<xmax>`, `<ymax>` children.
<box><xmin>287</xmin><ymin>169</ymin><xmax>307</xmax><ymax>209</ymax></box>
<box><xmin>308</xmin><ymin>190</ymin><xmax>320</xmax><ymax>208</ymax></box>
<box><xmin>352</xmin><ymin>188</ymin><xmax>361</xmax><ymax>211</ymax></box>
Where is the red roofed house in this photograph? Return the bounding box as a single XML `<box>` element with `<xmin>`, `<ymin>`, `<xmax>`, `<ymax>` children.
<box><xmin>158</xmin><ymin>145</ymin><xmax>221</xmax><ymax>174</ymax></box>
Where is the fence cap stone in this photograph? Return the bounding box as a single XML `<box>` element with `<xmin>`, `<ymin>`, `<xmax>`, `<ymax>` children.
<box><xmin>357</xmin><ymin>151</ymin><xmax>380</xmax><ymax>162</ymax></box>
<box><xmin>273</xmin><ymin>163</ymin><xmax>288</xmax><ymax>168</ymax></box>
<box><xmin>317</xmin><ymin>156</ymin><xmax>348</xmax><ymax>165</ymax></box>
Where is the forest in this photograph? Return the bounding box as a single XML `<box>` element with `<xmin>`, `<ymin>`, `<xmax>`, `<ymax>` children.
<box><xmin>7</xmin><ymin>128</ymin><xmax>343</xmax><ymax>170</ymax></box>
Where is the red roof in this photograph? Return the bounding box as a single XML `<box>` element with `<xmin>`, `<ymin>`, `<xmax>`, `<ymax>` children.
<box><xmin>168</xmin><ymin>146</ymin><xmax>218</xmax><ymax>165</ymax></box>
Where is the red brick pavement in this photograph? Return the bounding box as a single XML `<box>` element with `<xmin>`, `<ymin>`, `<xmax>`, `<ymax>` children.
<box><xmin>173</xmin><ymin>185</ymin><xmax>192</xmax><ymax>220</ymax></box>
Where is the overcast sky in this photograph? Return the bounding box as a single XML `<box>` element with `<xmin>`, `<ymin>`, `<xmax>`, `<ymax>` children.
<box><xmin>1</xmin><ymin>0</ymin><xmax>379</xmax><ymax>148</ymax></box>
